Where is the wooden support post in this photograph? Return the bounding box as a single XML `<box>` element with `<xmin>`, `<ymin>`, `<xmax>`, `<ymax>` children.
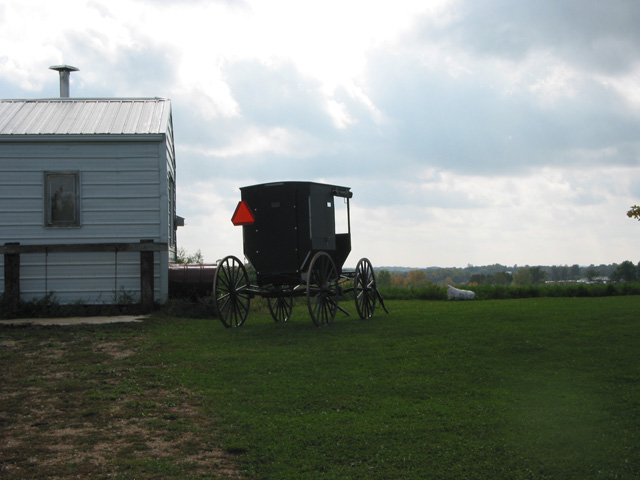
<box><xmin>140</xmin><ymin>240</ymin><xmax>155</xmax><ymax>313</ymax></box>
<box><xmin>3</xmin><ymin>243</ymin><xmax>20</xmax><ymax>314</ymax></box>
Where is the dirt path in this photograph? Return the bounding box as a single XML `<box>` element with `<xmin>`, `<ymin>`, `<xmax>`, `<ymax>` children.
<box><xmin>0</xmin><ymin>315</ymin><xmax>147</xmax><ymax>326</ymax></box>
<box><xmin>0</xmin><ymin>330</ymin><xmax>244</xmax><ymax>479</ymax></box>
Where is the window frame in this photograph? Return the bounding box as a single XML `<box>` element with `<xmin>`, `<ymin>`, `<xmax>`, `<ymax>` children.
<box><xmin>44</xmin><ymin>171</ymin><xmax>81</xmax><ymax>228</ymax></box>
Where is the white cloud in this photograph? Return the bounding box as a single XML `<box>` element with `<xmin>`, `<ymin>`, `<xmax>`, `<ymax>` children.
<box><xmin>177</xmin><ymin>180</ymin><xmax>245</xmax><ymax>263</ymax></box>
<box><xmin>2</xmin><ymin>0</ymin><xmax>640</xmax><ymax>268</ymax></box>
<box><xmin>326</xmin><ymin>99</ymin><xmax>355</xmax><ymax>129</ymax></box>
<box><xmin>182</xmin><ymin>126</ymin><xmax>318</xmax><ymax>159</ymax></box>
<box><xmin>596</xmin><ymin>66</ymin><xmax>640</xmax><ymax>113</ymax></box>
<box><xmin>349</xmin><ymin>164</ymin><xmax>640</xmax><ymax>267</ymax></box>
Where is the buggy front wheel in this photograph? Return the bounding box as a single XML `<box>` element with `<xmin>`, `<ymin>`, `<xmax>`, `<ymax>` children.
<box><xmin>306</xmin><ymin>252</ymin><xmax>339</xmax><ymax>327</ymax></box>
<box><xmin>213</xmin><ymin>255</ymin><xmax>250</xmax><ymax>328</ymax></box>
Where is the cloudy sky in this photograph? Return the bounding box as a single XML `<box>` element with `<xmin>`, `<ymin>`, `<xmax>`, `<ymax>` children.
<box><xmin>2</xmin><ymin>0</ymin><xmax>640</xmax><ymax>268</ymax></box>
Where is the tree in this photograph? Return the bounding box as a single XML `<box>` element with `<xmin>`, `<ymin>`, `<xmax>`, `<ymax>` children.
<box><xmin>406</xmin><ymin>270</ymin><xmax>428</xmax><ymax>287</ymax></box>
<box><xmin>513</xmin><ymin>266</ymin><xmax>546</xmax><ymax>286</ymax></box>
<box><xmin>376</xmin><ymin>270</ymin><xmax>391</xmax><ymax>288</ymax></box>
<box><xmin>513</xmin><ymin>268</ymin><xmax>532</xmax><ymax>286</ymax></box>
<box><xmin>492</xmin><ymin>271</ymin><xmax>513</xmax><ymax>285</ymax></box>
<box><xmin>611</xmin><ymin>261</ymin><xmax>638</xmax><ymax>282</ymax></box>
<box><xmin>551</xmin><ymin>265</ymin><xmax>569</xmax><ymax>282</ymax></box>
<box><xmin>585</xmin><ymin>266</ymin><xmax>599</xmax><ymax>281</ymax></box>
<box><xmin>570</xmin><ymin>264</ymin><xmax>581</xmax><ymax>279</ymax></box>
<box><xmin>627</xmin><ymin>205</ymin><xmax>640</xmax><ymax>220</ymax></box>
<box><xmin>176</xmin><ymin>247</ymin><xmax>204</xmax><ymax>264</ymax></box>
<box><xmin>529</xmin><ymin>266</ymin><xmax>547</xmax><ymax>284</ymax></box>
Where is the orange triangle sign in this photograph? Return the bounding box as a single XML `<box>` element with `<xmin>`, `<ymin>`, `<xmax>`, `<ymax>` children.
<box><xmin>231</xmin><ymin>201</ymin><xmax>255</xmax><ymax>226</ymax></box>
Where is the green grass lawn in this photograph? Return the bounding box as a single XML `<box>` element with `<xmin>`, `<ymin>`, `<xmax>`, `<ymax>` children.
<box><xmin>2</xmin><ymin>296</ymin><xmax>639</xmax><ymax>479</ymax></box>
<box><xmin>146</xmin><ymin>297</ymin><xmax>640</xmax><ymax>479</ymax></box>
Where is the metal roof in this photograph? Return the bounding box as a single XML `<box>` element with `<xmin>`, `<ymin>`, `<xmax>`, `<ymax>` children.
<box><xmin>0</xmin><ymin>98</ymin><xmax>171</xmax><ymax>136</ymax></box>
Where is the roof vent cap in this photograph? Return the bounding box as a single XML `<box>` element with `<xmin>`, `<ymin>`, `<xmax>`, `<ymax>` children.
<box><xmin>49</xmin><ymin>65</ymin><xmax>79</xmax><ymax>98</ymax></box>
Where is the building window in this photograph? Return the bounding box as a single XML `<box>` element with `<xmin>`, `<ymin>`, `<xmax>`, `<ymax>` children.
<box><xmin>45</xmin><ymin>172</ymin><xmax>80</xmax><ymax>227</ymax></box>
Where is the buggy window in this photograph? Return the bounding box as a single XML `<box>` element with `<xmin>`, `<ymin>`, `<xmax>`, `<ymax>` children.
<box><xmin>335</xmin><ymin>196</ymin><xmax>349</xmax><ymax>234</ymax></box>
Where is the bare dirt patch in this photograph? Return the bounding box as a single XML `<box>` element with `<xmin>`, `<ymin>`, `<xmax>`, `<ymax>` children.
<box><xmin>95</xmin><ymin>340</ymin><xmax>138</xmax><ymax>360</ymax></box>
<box><xmin>0</xmin><ymin>329</ymin><xmax>244</xmax><ymax>479</ymax></box>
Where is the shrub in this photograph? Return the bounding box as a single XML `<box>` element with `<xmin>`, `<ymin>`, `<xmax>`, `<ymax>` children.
<box><xmin>379</xmin><ymin>285</ymin><xmax>447</xmax><ymax>301</ymax></box>
<box><xmin>378</xmin><ymin>282</ymin><xmax>640</xmax><ymax>301</ymax></box>
<box><xmin>0</xmin><ymin>292</ymin><xmax>143</xmax><ymax>319</ymax></box>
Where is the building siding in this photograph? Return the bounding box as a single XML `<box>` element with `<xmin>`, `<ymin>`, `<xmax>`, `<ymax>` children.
<box><xmin>0</xmin><ymin>139</ymin><xmax>170</xmax><ymax>304</ymax></box>
<box><xmin>17</xmin><ymin>251</ymin><xmax>159</xmax><ymax>304</ymax></box>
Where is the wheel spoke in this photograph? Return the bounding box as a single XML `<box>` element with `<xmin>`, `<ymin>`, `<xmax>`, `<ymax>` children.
<box><xmin>218</xmin><ymin>271</ymin><xmax>230</xmax><ymax>290</ymax></box>
<box><xmin>217</xmin><ymin>290</ymin><xmax>231</xmax><ymax>302</ymax></box>
<box><xmin>313</xmin><ymin>294</ymin><xmax>323</xmax><ymax>318</ymax></box>
<box><xmin>320</xmin><ymin>297</ymin><xmax>329</xmax><ymax>325</ymax></box>
<box><xmin>219</xmin><ymin>295</ymin><xmax>232</xmax><ymax>314</ymax></box>
<box><xmin>268</xmin><ymin>293</ymin><xmax>293</xmax><ymax>322</ymax></box>
<box><xmin>233</xmin><ymin>269</ymin><xmax>244</xmax><ymax>290</ymax></box>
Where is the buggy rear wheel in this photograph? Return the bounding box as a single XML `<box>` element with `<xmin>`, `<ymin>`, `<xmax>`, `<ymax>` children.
<box><xmin>213</xmin><ymin>255</ymin><xmax>250</xmax><ymax>328</ymax></box>
<box><xmin>268</xmin><ymin>295</ymin><xmax>293</xmax><ymax>322</ymax></box>
<box><xmin>306</xmin><ymin>252</ymin><xmax>339</xmax><ymax>327</ymax></box>
<box><xmin>354</xmin><ymin>258</ymin><xmax>377</xmax><ymax>319</ymax></box>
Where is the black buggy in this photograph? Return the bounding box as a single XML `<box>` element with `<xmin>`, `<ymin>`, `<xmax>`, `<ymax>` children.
<box><xmin>213</xmin><ymin>181</ymin><xmax>387</xmax><ymax>327</ymax></box>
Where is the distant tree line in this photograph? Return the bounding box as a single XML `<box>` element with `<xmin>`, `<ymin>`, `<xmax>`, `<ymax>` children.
<box><xmin>376</xmin><ymin>261</ymin><xmax>640</xmax><ymax>288</ymax></box>
<box><xmin>175</xmin><ymin>247</ymin><xmax>640</xmax><ymax>286</ymax></box>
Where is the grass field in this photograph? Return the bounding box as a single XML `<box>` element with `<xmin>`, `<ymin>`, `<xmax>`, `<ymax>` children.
<box><xmin>2</xmin><ymin>297</ymin><xmax>640</xmax><ymax>479</ymax></box>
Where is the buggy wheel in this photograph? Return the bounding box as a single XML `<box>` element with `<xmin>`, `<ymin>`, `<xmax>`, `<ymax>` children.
<box><xmin>306</xmin><ymin>252</ymin><xmax>339</xmax><ymax>327</ymax></box>
<box><xmin>354</xmin><ymin>258</ymin><xmax>377</xmax><ymax>319</ymax></box>
<box><xmin>268</xmin><ymin>296</ymin><xmax>293</xmax><ymax>322</ymax></box>
<box><xmin>213</xmin><ymin>255</ymin><xmax>250</xmax><ymax>328</ymax></box>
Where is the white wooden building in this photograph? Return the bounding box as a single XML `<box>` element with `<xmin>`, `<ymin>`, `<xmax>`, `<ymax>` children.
<box><xmin>0</xmin><ymin>96</ymin><xmax>178</xmax><ymax>305</ymax></box>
